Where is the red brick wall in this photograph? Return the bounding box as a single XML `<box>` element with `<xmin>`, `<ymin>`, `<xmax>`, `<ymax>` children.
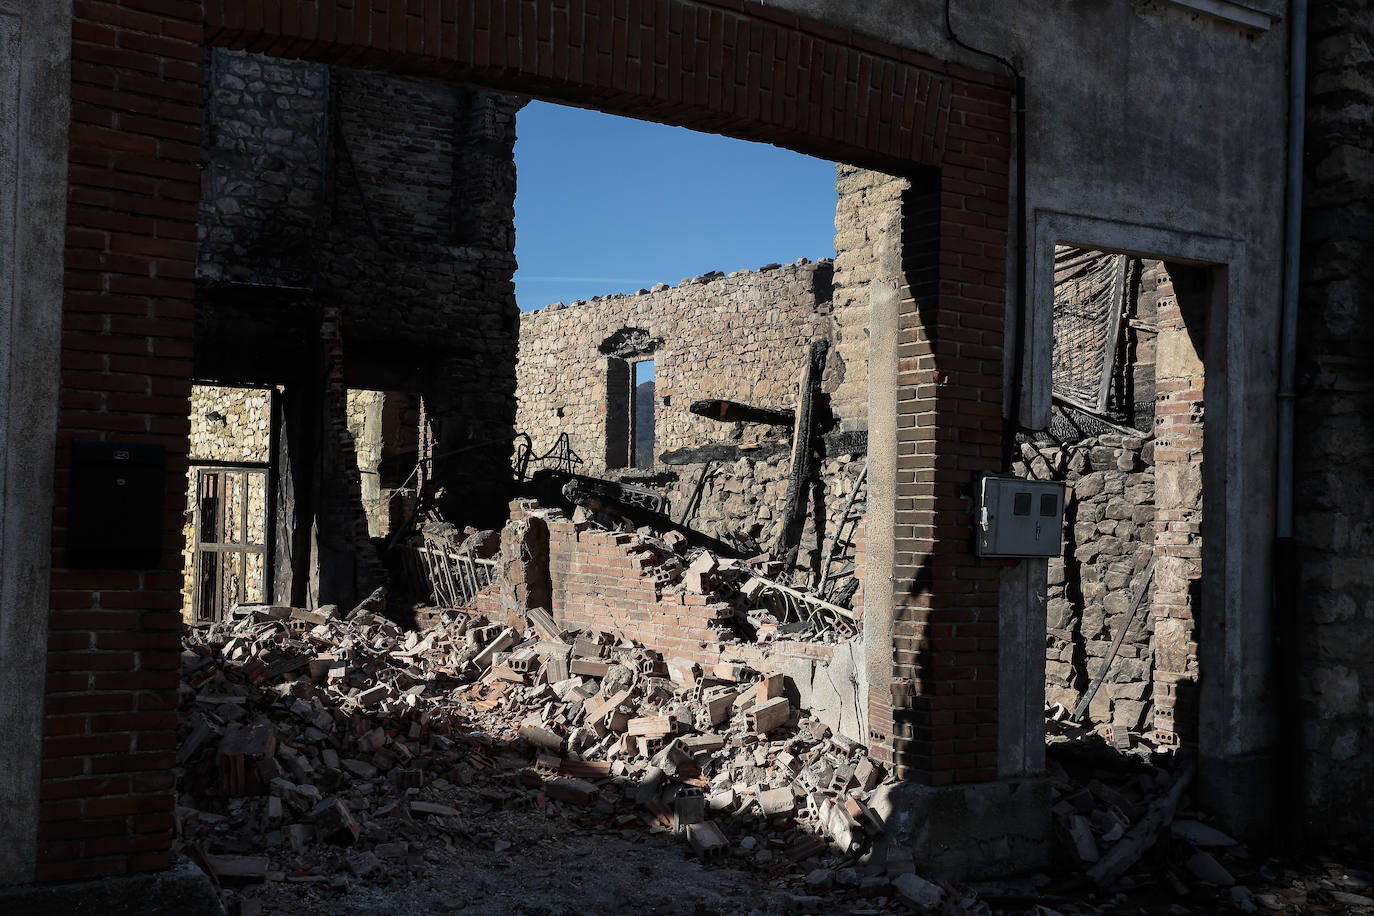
<box><xmin>531</xmin><ymin>508</ymin><xmax>732</xmax><ymax>664</ymax></box>
<box><xmin>43</xmin><ymin>0</ymin><xmax>203</xmax><ymax>882</ymax></box>
<box><xmin>884</xmin><ymin>94</ymin><xmax>1011</xmax><ymax>785</ymax></box>
<box><xmin>202</xmin><ymin>0</ymin><xmax>993</xmax><ymax>171</ymax></box>
<box><xmin>1149</xmin><ymin>268</ymin><xmax>1205</xmax><ymax>746</ymax></box>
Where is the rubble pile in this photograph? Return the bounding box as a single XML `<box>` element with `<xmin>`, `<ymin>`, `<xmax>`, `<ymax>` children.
<box><xmin>621</xmin><ymin>533</ymin><xmax>858</xmax><ymax>644</ymax></box>
<box><xmin>173</xmin><ymin>607</ymin><xmax>1372</xmax><ymax>914</ymax></box>
<box><xmin>176</xmin><ymin>600</ymin><xmax>918</xmax><ymax>906</ymax></box>
<box><xmin>1033</xmin><ymin>711</ymin><xmax>1374</xmax><ymax>915</ymax></box>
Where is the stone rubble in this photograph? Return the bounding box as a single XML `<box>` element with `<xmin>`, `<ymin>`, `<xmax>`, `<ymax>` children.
<box><xmin>176</xmin><ymin>600</ymin><xmax>949</xmax><ymax>911</ymax></box>
<box><xmin>176</xmin><ymin>601</ymin><xmax>1374</xmax><ymax>915</ymax></box>
<box><xmin>1020</xmin><ymin>434</ymin><xmax>1157</xmax><ymax>747</ymax></box>
<box><xmin>1034</xmin><ymin>707</ymin><xmax>1374</xmax><ymax>915</ymax></box>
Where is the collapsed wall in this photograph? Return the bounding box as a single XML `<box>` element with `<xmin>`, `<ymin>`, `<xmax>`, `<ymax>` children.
<box><xmin>461</xmin><ymin>499</ymin><xmax>867</xmax><ymax>743</ymax></box>
<box><xmin>515</xmin><ymin>259</ymin><xmax>837</xmax><ymax>467</ymax></box>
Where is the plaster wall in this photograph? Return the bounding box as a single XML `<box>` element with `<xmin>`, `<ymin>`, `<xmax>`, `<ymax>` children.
<box><xmin>0</xmin><ymin>0</ymin><xmax>71</xmax><ymax>886</ymax></box>
<box><xmin>772</xmin><ymin>0</ymin><xmax>1288</xmax><ymax>831</ymax></box>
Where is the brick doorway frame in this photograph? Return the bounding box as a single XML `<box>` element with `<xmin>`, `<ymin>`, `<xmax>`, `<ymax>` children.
<box><xmin>45</xmin><ymin>0</ymin><xmax>1011</xmax><ymax>881</ymax></box>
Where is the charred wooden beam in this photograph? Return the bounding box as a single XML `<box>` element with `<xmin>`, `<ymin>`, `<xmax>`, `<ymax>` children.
<box><xmin>774</xmin><ymin>339</ymin><xmax>829</xmax><ymax>567</ymax></box>
<box><xmin>522</xmin><ymin>469</ymin><xmax>741</xmax><ymax>557</ymax></box>
<box><xmin>689</xmin><ymin>399</ymin><xmax>794</xmax><ymax>427</ymax></box>
<box><xmin>659</xmin><ymin>430</ymin><xmax>867</xmax><ymax>467</ymax></box>
<box><xmin>660</xmin><ymin>442</ymin><xmax>788</xmax><ymax>465</ymax></box>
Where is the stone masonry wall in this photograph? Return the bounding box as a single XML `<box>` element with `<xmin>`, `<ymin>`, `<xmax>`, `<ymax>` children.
<box><xmin>828</xmin><ymin>165</ymin><xmax>907</xmax><ymax>432</ymax></box>
<box><xmin>1294</xmin><ymin>0</ymin><xmax>1374</xmax><ymax>836</ymax></box>
<box><xmin>516</xmin><ymin>260</ymin><xmax>834</xmax><ymax>470</ymax></box>
<box><xmin>180</xmin><ymin>386</ymin><xmax>271</xmax><ymax>621</ymax></box>
<box><xmin>1019</xmin><ymin>434</ymin><xmax>1156</xmax><ymax>741</ymax></box>
<box><xmin>199</xmin><ymin>49</ymin><xmax>522</xmax><ymax>511</ymax></box>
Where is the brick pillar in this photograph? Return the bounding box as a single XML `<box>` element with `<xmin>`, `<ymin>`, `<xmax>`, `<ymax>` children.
<box><xmin>880</xmin><ymin>154</ymin><xmax>1009</xmax><ymax>786</ymax></box>
<box><xmin>41</xmin><ymin>0</ymin><xmax>204</xmax><ymax>882</ymax></box>
<box><xmin>1150</xmin><ymin>266</ymin><xmax>1205</xmax><ymax>746</ymax></box>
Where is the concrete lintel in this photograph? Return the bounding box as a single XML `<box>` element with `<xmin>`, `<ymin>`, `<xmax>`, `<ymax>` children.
<box><xmin>0</xmin><ymin>862</ymin><xmax>223</xmax><ymax>915</ymax></box>
<box><xmin>870</xmin><ymin>776</ymin><xmax>1052</xmax><ymax>880</ymax></box>
<box><xmin>862</xmin><ymin>229</ymin><xmax>902</xmax><ymax>704</ymax></box>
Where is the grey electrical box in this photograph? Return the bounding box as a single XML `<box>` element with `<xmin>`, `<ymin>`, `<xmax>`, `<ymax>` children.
<box><xmin>975</xmin><ymin>476</ymin><xmax>1065</xmax><ymax>558</ymax></box>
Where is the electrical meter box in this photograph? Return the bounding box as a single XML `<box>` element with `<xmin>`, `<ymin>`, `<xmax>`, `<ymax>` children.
<box><xmin>68</xmin><ymin>440</ymin><xmax>166</xmax><ymax>569</ymax></box>
<box><xmin>975</xmin><ymin>476</ymin><xmax>1065</xmax><ymax>558</ymax></box>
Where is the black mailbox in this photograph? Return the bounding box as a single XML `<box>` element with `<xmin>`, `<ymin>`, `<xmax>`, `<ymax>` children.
<box><xmin>68</xmin><ymin>441</ymin><xmax>167</xmax><ymax>569</ymax></box>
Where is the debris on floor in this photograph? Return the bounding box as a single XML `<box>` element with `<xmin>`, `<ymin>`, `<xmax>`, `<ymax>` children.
<box><xmin>174</xmin><ymin>603</ymin><xmax>1373</xmax><ymax>915</ymax></box>
<box><xmin>177</xmin><ymin>600</ymin><xmax>921</xmax><ymax>912</ymax></box>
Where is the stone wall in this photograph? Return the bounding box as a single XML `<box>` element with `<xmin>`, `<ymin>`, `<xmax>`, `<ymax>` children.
<box><xmin>826</xmin><ymin>165</ymin><xmax>907</xmax><ymax>431</ymax></box>
<box><xmin>179</xmin><ymin>386</ymin><xmax>271</xmax><ymax>620</ymax></box>
<box><xmin>1294</xmin><ymin>0</ymin><xmax>1374</xmax><ymax>836</ymax></box>
<box><xmin>198</xmin><ymin>49</ymin><xmax>522</xmax><ymax>518</ymax></box>
<box><xmin>1022</xmin><ymin>434</ymin><xmax>1155</xmax><ymax>740</ymax></box>
<box><xmin>516</xmin><ymin>260</ymin><xmax>834</xmax><ymax>470</ymax></box>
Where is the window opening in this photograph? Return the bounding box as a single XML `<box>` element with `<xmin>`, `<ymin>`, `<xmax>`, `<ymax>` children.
<box><xmin>191</xmin><ymin>466</ymin><xmax>268</xmax><ymax>623</ymax></box>
<box><xmin>633</xmin><ymin>358</ymin><xmax>655</xmax><ymax>469</ymax></box>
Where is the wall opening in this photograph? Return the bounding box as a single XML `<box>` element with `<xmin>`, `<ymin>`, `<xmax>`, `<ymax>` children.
<box><xmin>346</xmin><ymin>388</ymin><xmax>423</xmax><ymax>539</ymax></box>
<box><xmin>39</xmin><ymin>0</ymin><xmax>1022</xmax><ymax>886</ymax></box>
<box><xmin>182</xmin><ymin>385</ymin><xmax>274</xmax><ymax>623</ymax></box>
<box><xmin>632</xmin><ymin>358</ymin><xmax>655</xmax><ymax>469</ymax></box>
<box><xmin>1036</xmin><ymin>246</ymin><xmax>1207</xmax><ymax>756</ymax></box>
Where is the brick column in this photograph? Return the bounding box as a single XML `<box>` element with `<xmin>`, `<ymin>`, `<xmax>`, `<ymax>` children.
<box><xmin>877</xmin><ymin>83</ymin><xmax>1011</xmax><ymax>785</ymax></box>
<box><xmin>41</xmin><ymin>0</ymin><xmax>204</xmax><ymax>882</ymax></box>
<box><xmin>1150</xmin><ymin>267</ymin><xmax>1205</xmax><ymax>746</ymax></box>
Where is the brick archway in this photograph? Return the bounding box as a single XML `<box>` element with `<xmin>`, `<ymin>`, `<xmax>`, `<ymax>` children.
<box><xmin>47</xmin><ymin>0</ymin><xmax>1011</xmax><ymax>880</ymax></box>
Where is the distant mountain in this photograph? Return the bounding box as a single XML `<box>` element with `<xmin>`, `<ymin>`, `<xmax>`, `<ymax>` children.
<box><xmin>634</xmin><ymin>380</ymin><xmax>655</xmax><ymax>468</ymax></box>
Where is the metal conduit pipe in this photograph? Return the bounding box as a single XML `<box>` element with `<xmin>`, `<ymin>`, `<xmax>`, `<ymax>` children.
<box><xmin>1274</xmin><ymin>0</ymin><xmax>1307</xmax><ymax>852</ymax></box>
<box><xmin>1278</xmin><ymin>5</ymin><xmax>1307</xmax><ymax>539</ymax></box>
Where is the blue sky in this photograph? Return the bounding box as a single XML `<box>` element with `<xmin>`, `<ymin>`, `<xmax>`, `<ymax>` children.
<box><xmin>513</xmin><ymin>100</ymin><xmax>838</xmax><ymax>312</ymax></box>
